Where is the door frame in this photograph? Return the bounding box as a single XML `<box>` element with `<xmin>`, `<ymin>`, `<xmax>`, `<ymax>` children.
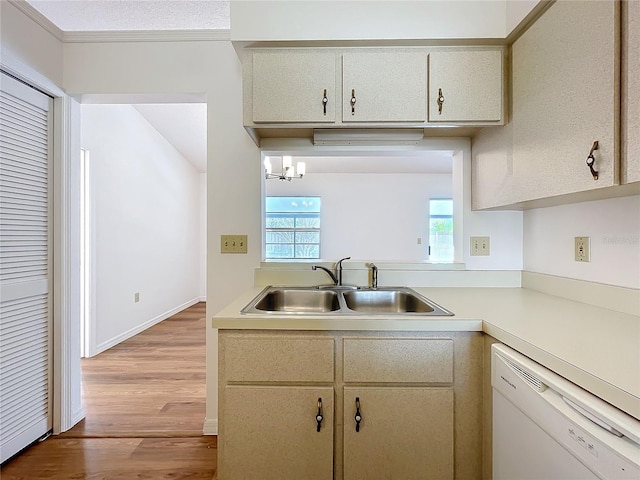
<box><xmin>79</xmin><ymin>147</ymin><xmax>97</xmax><ymax>358</ymax></box>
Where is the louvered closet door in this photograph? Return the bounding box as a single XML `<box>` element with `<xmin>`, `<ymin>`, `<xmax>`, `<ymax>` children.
<box><xmin>0</xmin><ymin>72</ymin><xmax>53</xmax><ymax>463</ymax></box>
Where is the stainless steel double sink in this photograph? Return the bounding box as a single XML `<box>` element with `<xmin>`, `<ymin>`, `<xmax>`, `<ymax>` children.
<box><xmin>241</xmin><ymin>286</ymin><xmax>454</xmax><ymax>316</ymax></box>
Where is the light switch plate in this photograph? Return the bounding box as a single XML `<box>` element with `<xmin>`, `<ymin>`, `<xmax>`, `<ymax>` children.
<box><xmin>575</xmin><ymin>236</ymin><xmax>590</xmax><ymax>262</ymax></box>
<box><xmin>221</xmin><ymin>235</ymin><xmax>248</xmax><ymax>254</ymax></box>
<box><xmin>470</xmin><ymin>236</ymin><xmax>490</xmax><ymax>256</ymax></box>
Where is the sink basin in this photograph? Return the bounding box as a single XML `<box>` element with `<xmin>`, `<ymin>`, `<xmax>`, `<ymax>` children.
<box><xmin>249</xmin><ymin>288</ymin><xmax>340</xmax><ymax>313</ymax></box>
<box><xmin>343</xmin><ymin>288</ymin><xmax>453</xmax><ymax>315</ymax></box>
<box><xmin>242</xmin><ymin>286</ymin><xmax>453</xmax><ymax>316</ymax></box>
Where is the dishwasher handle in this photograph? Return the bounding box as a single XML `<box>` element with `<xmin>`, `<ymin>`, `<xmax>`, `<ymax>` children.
<box><xmin>562</xmin><ymin>396</ymin><xmax>624</xmax><ymax>437</ymax></box>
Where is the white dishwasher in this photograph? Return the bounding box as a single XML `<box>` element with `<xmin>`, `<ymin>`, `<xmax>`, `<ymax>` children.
<box><xmin>492</xmin><ymin>344</ymin><xmax>640</xmax><ymax>479</ymax></box>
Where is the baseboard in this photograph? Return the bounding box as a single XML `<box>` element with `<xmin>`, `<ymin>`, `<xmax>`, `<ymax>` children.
<box><xmin>198</xmin><ymin>296</ymin><xmax>207</xmax><ymax>302</ymax></box>
<box><xmin>522</xmin><ymin>271</ymin><xmax>640</xmax><ymax>316</ymax></box>
<box><xmin>93</xmin><ymin>297</ymin><xmax>202</xmax><ymax>356</ymax></box>
<box><xmin>203</xmin><ymin>417</ymin><xmax>218</xmax><ymax>435</ymax></box>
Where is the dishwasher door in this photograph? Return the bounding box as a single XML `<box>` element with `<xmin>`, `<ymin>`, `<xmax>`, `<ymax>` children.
<box><xmin>491</xmin><ymin>344</ymin><xmax>640</xmax><ymax>480</ymax></box>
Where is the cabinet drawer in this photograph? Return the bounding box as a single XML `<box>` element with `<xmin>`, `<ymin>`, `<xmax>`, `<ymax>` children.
<box><xmin>343</xmin><ymin>338</ymin><xmax>453</xmax><ymax>384</ymax></box>
<box><xmin>222</xmin><ymin>334</ymin><xmax>334</xmax><ymax>382</ymax></box>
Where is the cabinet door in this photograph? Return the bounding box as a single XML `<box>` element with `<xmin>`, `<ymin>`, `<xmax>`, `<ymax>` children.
<box><xmin>343</xmin><ymin>387</ymin><xmax>453</xmax><ymax>480</ymax></box>
<box><xmin>221</xmin><ymin>386</ymin><xmax>334</xmax><ymax>480</ymax></box>
<box><xmin>428</xmin><ymin>50</ymin><xmax>503</xmax><ymax>123</ymax></box>
<box><xmin>342</xmin><ymin>52</ymin><xmax>427</xmax><ymax>123</ymax></box>
<box><xmin>252</xmin><ymin>51</ymin><xmax>336</xmax><ymax>123</ymax></box>
<box><xmin>511</xmin><ymin>0</ymin><xmax>619</xmax><ymax>201</ymax></box>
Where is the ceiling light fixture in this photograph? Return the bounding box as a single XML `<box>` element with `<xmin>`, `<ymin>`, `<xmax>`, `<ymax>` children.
<box><xmin>264</xmin><ymin>155</ymin><xmax>306</xmax><ymax>181</ymax></box>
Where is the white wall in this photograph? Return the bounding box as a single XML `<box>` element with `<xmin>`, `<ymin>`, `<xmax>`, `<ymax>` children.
<box><xmin>523</xmin><ymin>196</ymin><xmax>640</xmax><ymax>289</ymax></box>
<box><xmin>231</xmin><ymin>0</ymin><xmax>508</xmax><ymax>41</ymax></box>
<box><xmin>266</xmin><ymin>172</ymin><xmax>452</xmax><ymax>261</ymax></box>
<box><xmin>0</xmin><ymin>2</ymin><xmax>63</xmax><ymax>86</ymax></box>
<box><xmin>64</xmin><ymin>39</ymin><xmax>260</xmax><ymax>434</ymax></box>
<box><xmin>81</xmin><ymin>104</ymin><xmax>203</xmax><ymax>353</ymax></box>
<box><xmin>231</xmin><ymin>0</ymin><xmax>544</xmax><ymax>42</ymax></box>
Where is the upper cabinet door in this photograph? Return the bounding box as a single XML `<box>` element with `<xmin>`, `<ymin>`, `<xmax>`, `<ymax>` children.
<box><xmin>342</xmin><ymin>52</ymin><xmax>427</xmax><ymax>123</ymax></box>
<box><xmin>510</xmin><ymin>0</ymin><xmax>620</xmax><ymax>200</ymax></box>
<box><xmin>428</xmin><ymin>50</ymin><xmax>503</xmax><ymax>123</ymax></box>
<box><xmin>252</xmin><ymin>51</ymin><xmax>336</xmax><ymax>123</ymax></box>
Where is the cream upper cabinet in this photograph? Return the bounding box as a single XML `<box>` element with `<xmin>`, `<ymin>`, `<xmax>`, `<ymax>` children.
<box><xmin>341</xmin><ymin>51</ymin><xmax>427</xmax><ymax>123</ymax></box>
<box><xmin>510</xmin><ymin>0</ymin><xmax>620</xmax><ymax>201</ymax></box>
<box><xmin>245</xmin><ymin>47</ymin><xmax>505</xmax><ymax>141</ymax></box>
<box><xmin>623</xmin><ymin>0</ymin><xmax>640</xmax><ymax>184</ymax></box>
<box><xmin>428</xmin><ymin>50</ymin><xmax>503</xmax><ymax>123</ymax></box>
<box><xmin>472</xmin><ymin>0</ymin><xmax>621</xmax><ymax>209</ymax></box>
<box><xmin>252</xmin><ymin>50</ymin><xmax>336</xmax><ymax>123</ymax></box>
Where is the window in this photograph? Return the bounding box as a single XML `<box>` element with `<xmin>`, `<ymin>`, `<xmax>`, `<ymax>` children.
<box><xmin>265</xmin><ymin>197</ymin><xmax>321</xmax><ymax>259</ymax></box>
<box><xmin>429</xmin><ymin>199</ymin><xmax>453</xmax><ymax>262</ymax></box>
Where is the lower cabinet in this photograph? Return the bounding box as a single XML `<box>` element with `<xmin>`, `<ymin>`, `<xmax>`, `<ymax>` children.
<box><xmin>222</xmin><ymin>386</ymin><xmax>334</xmax><ymax>480</ymax></box>
<box><xmin>218</xmin><ymin>331</ymin><xmax>482</xmax><ymax>480</ymax></box>
<box><xmin>343</xmin><ymin>387</ymin><xmax>454</xmax><ymax>480</ymax></box>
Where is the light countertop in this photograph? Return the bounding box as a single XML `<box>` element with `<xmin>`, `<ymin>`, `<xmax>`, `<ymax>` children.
<box><xmin>213</xmin><ymin>286</ymin><xmax>640</xmax><ymax>420</ymax></box>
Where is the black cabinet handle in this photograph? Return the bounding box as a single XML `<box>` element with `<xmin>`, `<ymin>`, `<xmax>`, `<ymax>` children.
<box><xmin>322</xmin><ymin>89</ymin><xmax>328</xmax><ymax>116</ymax></box>
<box><xmin>586</xmin><ymin>141</ymin><xmax>599</xmax><ymax>180</ymax></box>
<box><xmin>354</xmin><ymin>397</ymin><xmax>362</xmax><ymax>432</ymax></box>
<box><xmin>350</xmin><ymin>89</ymin><xmax>357</xmax><ymax>115</ymax></box>
<box><xmin>316</xmin><ymin>397</ymin><xmax>324</xmax><ymax>432</ymax></box>
<box><xmin>437</xmin><ymin>88</ymin><xmax>445</xmax><ymax>115</ymax></box>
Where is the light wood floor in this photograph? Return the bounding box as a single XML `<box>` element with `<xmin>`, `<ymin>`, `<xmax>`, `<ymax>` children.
<box><xmin>1</xmin><ymin>302</ymin><xmax>218</xmax><ymax>479</ymax></box>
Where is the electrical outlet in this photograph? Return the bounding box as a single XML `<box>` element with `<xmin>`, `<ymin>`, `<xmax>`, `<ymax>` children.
<box><xmin>470</xmin><ymin>236</ymin><xmax>490</xmax><ymax>256</ymax></box>
<box><xmin>575</xmin><ymin>236</ymin><xmax>590</xmax><ymax>262</ymax></box>
<box><xmin>221</xmin><ymin>235</ymin><xmax>248</xmax><ymax>254</ymax></box>
<box><xmin>134</xmin><ymin>292</ymin><xmax>140</xmax><ymax>303</ymax></box>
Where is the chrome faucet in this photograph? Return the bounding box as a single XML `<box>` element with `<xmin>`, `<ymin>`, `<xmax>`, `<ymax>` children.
<box><xmin>311</xmin><ymin>265</ymin><xmax>338</xmax><ymax>285</ymax></box>
<box><xmin>336</xmin><ymin>256</ymin><xmax>351</xmax><ymax>286</ymax></box>
<box><xmin>369</xmin><ymin>263</ymin><xmax>378</xmax><ymax>289</ymax></box>
<box><xmin>312</xmin><ymin>256</ymin><xmax>351</xmax><ymax>286</ymax></box>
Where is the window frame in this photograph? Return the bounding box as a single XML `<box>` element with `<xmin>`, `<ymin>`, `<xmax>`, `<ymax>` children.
<box><xmin>264</xmin><ymin>196</ymin><xmax>321</xmax><ymax>260</ymax></box>
<box><xmin>428</xmin><ymin>198</ymin><xmax>454</xmax><ymax>263</ymax></box>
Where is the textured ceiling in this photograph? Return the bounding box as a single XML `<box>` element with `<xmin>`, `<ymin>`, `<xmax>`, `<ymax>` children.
<box><xmin>26</xmin><ymin>0</ymin><xmax>230</xmax><ymax>31</ymax></box>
